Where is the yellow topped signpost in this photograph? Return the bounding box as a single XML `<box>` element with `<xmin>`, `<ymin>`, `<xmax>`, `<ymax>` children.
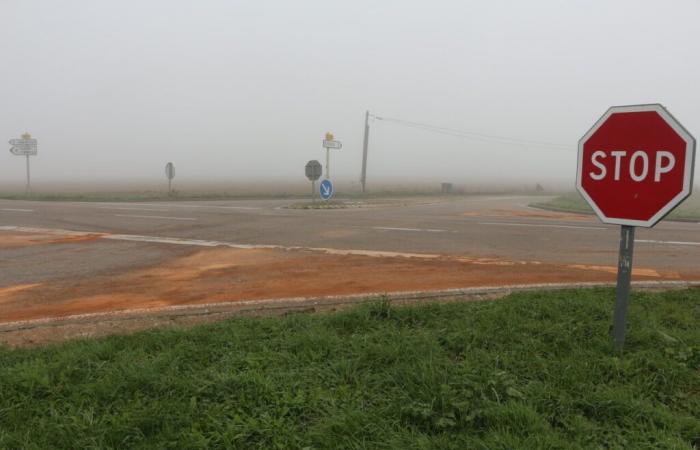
<box><xmin>322</xmin><ymin>132</ymin><xmax>342</xmax><ymax>179</ymax></box>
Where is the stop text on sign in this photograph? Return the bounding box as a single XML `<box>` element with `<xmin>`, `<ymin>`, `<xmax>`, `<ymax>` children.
<box><xmin>588</xmin><ymin>149</ymin><xmax>675</xmax><ymax>182</ymax></box>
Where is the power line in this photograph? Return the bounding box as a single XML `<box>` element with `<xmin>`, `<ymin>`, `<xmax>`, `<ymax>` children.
<box><xmin>372</xmin><ymin>115</ymin><xmax>571</xmax><ymax>150</ymax></box>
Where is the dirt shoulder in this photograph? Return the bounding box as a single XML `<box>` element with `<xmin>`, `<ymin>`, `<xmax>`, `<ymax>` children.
<box><xmin>2</xmin><ymin>228</ymin><xmax>699</xmax><ymax>347</ymax></box>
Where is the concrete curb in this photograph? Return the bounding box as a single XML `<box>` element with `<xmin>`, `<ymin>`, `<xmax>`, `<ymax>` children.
<box><xmin>2</xmin><ymin>280</ymin><xmax>699</xmax><ymax>333</ymax></box>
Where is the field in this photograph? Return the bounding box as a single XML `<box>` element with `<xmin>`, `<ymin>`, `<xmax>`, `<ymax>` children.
<box><xmin>531</xmin><ymin>192</ymin><xmax>700</xmax><ymax>221</ymax></box>
<box><xmin>0</xmin><ymin>184</ymin><xmax>550</xmax><ymax>203</ymax></box>
<box><xmin>0</xmin><ymin>190</ymin><xmax>305</xmax><ymax>203</ymax></box>
<box><xmin>1</xmin><ymin>288</ymin><xmax>698</xmax><ymax>449</ymax></box>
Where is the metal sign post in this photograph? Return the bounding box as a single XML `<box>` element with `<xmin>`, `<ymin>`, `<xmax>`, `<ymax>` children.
<box><xmin>165</xmin><ymin>162</ymin><xmax>176</xmax><ymax>194</ymax></box>
<box><xmin>25</xmin><ymin>155</ymin><xmax>31</xmax><ymax>195</ymax></box>
<box><xmin>322</xmin><ymin>132</ymin><xmax>342</xmax><ymax>180</ymax></box>
<box><xmin>577</xmin><ymin>104</ymin><xmax>696</xmax><ymax>353</ymax></box>
<box><xmin>613</xmin><ymin>225</ymin><xmax>635</xmax><ymax>352</ymax></box>
<box><xmin>305</xmin><ymin>160</ymin><xmax>322</xmax><ymax>203</ymax></box>
<box><xmin>9</xmin><ymin>133</ymin><xmax>38</xmax><ymax>195</ymax></box>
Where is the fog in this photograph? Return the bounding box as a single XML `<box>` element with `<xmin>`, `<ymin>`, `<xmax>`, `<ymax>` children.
<box><xmin>2</xmin><ymin>0</ymin><xmax>700</xmax><ymax>191</ymax></box>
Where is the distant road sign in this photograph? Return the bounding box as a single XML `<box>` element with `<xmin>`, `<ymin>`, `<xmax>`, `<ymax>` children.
<box><xmin>322</xmin><ymin>140</ymin><xmax>342</xmax><ymax>149</ymax></box>
<box><xmin>165</xmin><ymin>162</ymin><xmax>176</xmax><ymax>180</ymax></box>
<box><xmin>319</xmin><ymin>179</ymin><xmax>334</xmax><ymax>200</ymax></box>
<box><xmin>305</xmin><ymin>160</ymin><xmax>322</xmax><ymax>181</ymax></box>
<box><xmin>8</xmin><ymin>138</ymin><xmax>37</xmax><ymax>156</ymax></box>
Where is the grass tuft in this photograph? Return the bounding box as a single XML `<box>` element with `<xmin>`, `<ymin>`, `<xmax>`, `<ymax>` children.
<box><xmin>531</xmin><ymin>192</ymin><xmax>700</xmax><ymax>221</ymax></box>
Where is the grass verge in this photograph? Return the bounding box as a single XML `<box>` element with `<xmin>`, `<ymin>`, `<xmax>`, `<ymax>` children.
<box><xmin>531</xmin><ymin>192</ymin><xmax>700</xmax><ymax>221</ymax></box>
<box><xmin>0</xmin><ymin>189</ymin><xmax>546</xmax><ymax>203</ymax></box>
<box><xmin>0</xmin><ymin>191</ymin><xmax>304</xmax><ymax>202</ymax></box>
<box><xmin>1</xmin><ymin>288</ymin><xmax>698</xmax><ymax>449</ymax></box>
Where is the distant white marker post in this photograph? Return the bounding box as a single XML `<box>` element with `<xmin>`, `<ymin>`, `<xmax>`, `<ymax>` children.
<box><xmin>9</xmin><ymin>132</ymin><xmax>38</xmax><ymax>195</ymax></box>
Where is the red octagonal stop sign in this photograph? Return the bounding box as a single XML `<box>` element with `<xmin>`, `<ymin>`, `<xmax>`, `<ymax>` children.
<box><xmin>577</xmin><ymin>104</ymin><xmax>696</xmax><ymax>227</ymax></box>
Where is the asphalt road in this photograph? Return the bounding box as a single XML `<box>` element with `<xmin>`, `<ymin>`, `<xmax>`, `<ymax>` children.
<box><xmin>1</xmin><ymin>195</ymin><xmax>699</xmax><ymax>288</ymax></box>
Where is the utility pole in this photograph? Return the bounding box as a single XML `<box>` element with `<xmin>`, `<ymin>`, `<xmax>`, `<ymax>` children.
<box><xmin>360</xmin><ymin>110</ymin><xmax>370</xmax><ymax>193</ymax></box>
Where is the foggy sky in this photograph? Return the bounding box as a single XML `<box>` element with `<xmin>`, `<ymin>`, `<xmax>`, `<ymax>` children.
<box><xmin>2</xmin><ymin>0</ymin><xmax>700</xmax><ymax>188</ymax></box>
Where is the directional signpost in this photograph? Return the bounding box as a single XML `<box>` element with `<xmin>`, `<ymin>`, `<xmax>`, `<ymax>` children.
<box><xmin>577</xmin><ymin>104</ymin><xmax>696</xmax><ymax>352</ymax></box>
<box><xmin>319</xmin><ymin>179</ymin><xmax>334</xmax><ymax>201</ymax></box>
<box><xmin>165</xmin><ymin>162</ymin><xmax>176</xmax><ymax>194</ymax></box>
<box><xmin>305</xmin><ymin>160</ymin><xmax>322</xmax><ymax>202</ymax></box>
<box><xmin>322</xmin><ymin>132</ymin><xmax>342</xmax><ymax>179</ymax></box>
<box><xmin>8</xmin><ymin>133</ymin><xmax>37</xmax><ymax>194</ymax></box>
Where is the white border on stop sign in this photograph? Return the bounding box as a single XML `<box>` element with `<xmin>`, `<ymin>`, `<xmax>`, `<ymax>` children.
<box><xmin>576</xmin><ymin>103</ymin><xmax>696</xmax><ymax>228</ymax></box>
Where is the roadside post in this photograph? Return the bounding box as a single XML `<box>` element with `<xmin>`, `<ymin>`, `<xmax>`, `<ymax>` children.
<box><xmin>165</xmin><ymin>162</ymin><xmax>176</xmax><ymax>195</ymax></box>
<box><xmin>576</xmin><ymin>104</ymin><xmax>696</xmax><ymax>352</ymax></box>
<box><xmin>361</xmin><ymin>110</ymin><xmax>370</xmax><ymax>193</ymax></box>
<box><xmin>322</xmin><ymin>132</ymin><xmax>342</xmax><ymax>180</ymax></box>
<box><xmin>305</xmin><ymin>160</ymin><xmax>322</xmax><ymax>202</ymax></box>
<box><xmin>8</xmin><ymin>133</ymin><xmax>38</xmax><ymax>195</ymax></box>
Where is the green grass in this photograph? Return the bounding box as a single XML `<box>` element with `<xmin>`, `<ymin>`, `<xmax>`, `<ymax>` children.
<box><xmin>0</xmin><ymin>188</ymin><xmax>540</xmax><ymax>203</ymax></box>
<box><xmin>0</xmin><ymin>190</ymin><xmax>409</xmax><ymax>203</ymax></box>
<box><xmin>532</xmin><ymin>192</ymin><xmax>700</xmax><ymax>221</ymax></box>
<box><xmin>287</xmin><ymin>200</ymin><xmax>357</xmax><ymax>209</ymax></box>
<box><xmin>1</xmin><ymin>289</ymin><xmax>699</xmax><ymax>449</ymax></box>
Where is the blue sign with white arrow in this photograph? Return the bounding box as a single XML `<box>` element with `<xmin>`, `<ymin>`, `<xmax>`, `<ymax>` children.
<box><xmin>319</xmin><ymin>179</ymin><xmax>334</xmax><ymax>201</ymax></box>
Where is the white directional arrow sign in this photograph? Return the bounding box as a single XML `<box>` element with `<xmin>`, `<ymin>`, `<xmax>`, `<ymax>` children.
<box><xmin>322</xmin><ymin>140</ymin><xmax>342</xmax><ymax>149</ymax></box>
<box><xmin>319</xmin><ymin>179</ymin><xmax>334</xmax><ymax>200</ymax></box>
<box><xmin>8</xmin><ymin>138</ymin><xmax>37</xmax><ymax>155</ymax></box>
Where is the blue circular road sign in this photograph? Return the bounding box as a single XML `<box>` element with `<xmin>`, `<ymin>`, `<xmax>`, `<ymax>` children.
<box><xmin>319</xmin><ymin>179</ymin><xmax>334</xmax><ymax>201</ymax></box>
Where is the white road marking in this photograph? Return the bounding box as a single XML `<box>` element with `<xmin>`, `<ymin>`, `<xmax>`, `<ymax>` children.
<box><xmin>0</xmin><ymin>226</ymin><xmax>96</xmax><ymax>236</ymax></box>
<box><xmin>103</xmin><ymin>234</ymin><xmax>247</xmax><ymax>247</ymax></box>
<box><xmin>478</xmin><ymin>221</ymin><xmax>607</xmax><ymax>230</ymax></box>
<box><xmin>113</xmin><ymin>214</ymin><xmax>197</xmax><ymax>221</ymax></box>
<box><xmin>1</xmin><ymin>226</ymin><xmax>441</xmax><ymax>259</ymax></box>
<box><xmin>99</xmin><ymin>207</ymin><xmax>167</xmax><ymax>212</ymax></box>
<box><xmin>373</xmin><ymin>226</ymin><xmax>448</xmax><ymax>233</ymax></box>
<box><xmin>637</xmin><ymin>239</ymin><xmax>700</xmax><ymax>246</ymax></box>
<box><xmin>465</xmin><ymin>196</ymin><xmax>535</xmax><ymax>202</ymax></box>
<box><xmin>0</xmin><ymin>208</ymin><xmax>34</xmax><ymax>212</ymax></box>
<box><xmin>4</xmin><ymin>225</ymin><xmax>697</xmax><ymax>265</ymax></box>
<box><xmin>107</xmin><ymin>203</ymin><xmax>262</xmax><ymax>210</ymax></box>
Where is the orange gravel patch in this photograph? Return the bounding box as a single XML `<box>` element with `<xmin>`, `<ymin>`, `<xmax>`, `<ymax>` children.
<box><xmin>566</xmin><ymin>264</ymin><xmax>678</xmax><ymax>278</ymax></box>
<box><xmin>462</xmin><ymin>209</ymin><xmax>592</xmax><ymax>221</ymax></box>
<box><xmin>319</xmin><ymin>229</ymin><xmax>359</xmax><ymax>239</ymax></box>
<box><xmin>0</xmin><ymin>231</ymin><xmax>103</xmax><ymax>248</ymax></box>
<box><xmin>0</xmin><ymin>246</ymin><xmax>693</xmax><ymax>324</ymax></box>
<box><xmin>0</xmin><ymin>283</ymin><xmax>42</xmax><ymax>301</ymax></box>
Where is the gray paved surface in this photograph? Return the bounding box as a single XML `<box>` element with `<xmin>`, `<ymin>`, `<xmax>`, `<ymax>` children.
<box><xmin>1</xmin><ymin>195</ymin><xmax>699</xmax><ymax>288</ymax></box>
